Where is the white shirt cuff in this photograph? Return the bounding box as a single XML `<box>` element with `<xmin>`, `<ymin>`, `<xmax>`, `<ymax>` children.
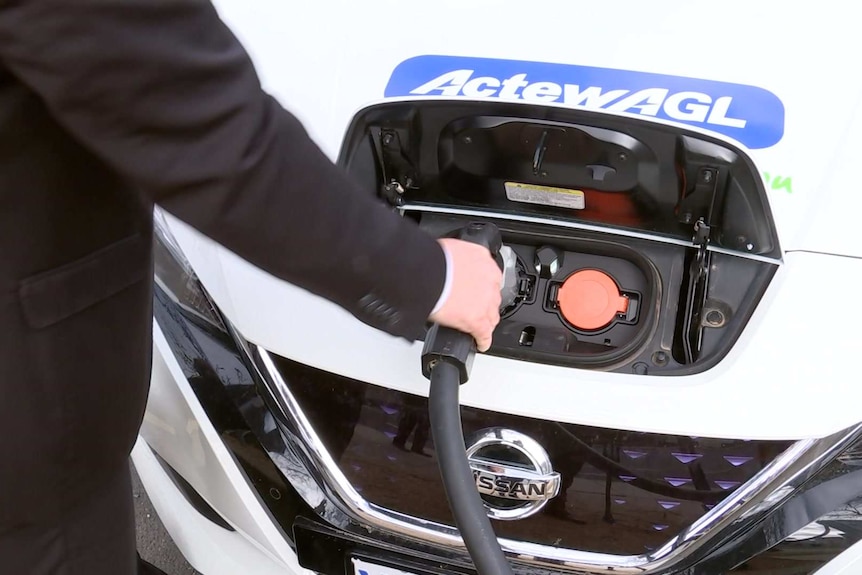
<box><xmin>430</xmin><ymin>243</ymin><xmax>453</xmax><ymax>316</ymax></box>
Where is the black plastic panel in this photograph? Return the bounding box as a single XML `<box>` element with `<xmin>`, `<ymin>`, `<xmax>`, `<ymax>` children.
<box><xmin>415</xmin><ymin>212</ymin><xmax>776</xmax><ymax>375</ymax></box>
<box><xmin>420</xmin><ymin>212</ymin><xmax>659</xmax><ymax>367</ymax></box>
<box><xmin>718</xmin><ymin>465</ymin><xmax>862</xmax><ymax>574</ymax></box>
<box><xmin>730</xmin><ymin>521</ymin><xmax>862</xmax><ymax>575</ymax></box>
<box><xmin>338</xmin><ymin>101</ymin><xmax>783</xmax><ymax>377</ymax></box>
<box><xmin>339</xmin><ymin>101</ymin><xmax>781</xmax><ymax>259</ymax></box>
<box><xmin>151</xmin><ymin>285</ymin><xmax>314</xmax><ymax>545</ymax></box>
<box><xmin>272</xmin><ymin>354</ymin><xmax>793</xmax><ymax>556</ymax></box>
<box><xmin>294</xmin><ymin>517</ymin><xmax>478</xmax><ymax>575</ymax></box>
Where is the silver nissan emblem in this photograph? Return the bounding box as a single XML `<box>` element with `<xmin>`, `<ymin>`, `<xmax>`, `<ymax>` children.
<box><xmin>466</xmin><ymin>428</ymin><xmax>561</xmax><ymax>520</ymax></box>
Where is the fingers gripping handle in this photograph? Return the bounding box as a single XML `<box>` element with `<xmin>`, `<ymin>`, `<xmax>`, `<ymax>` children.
<box><xmin>421</xmin><ymin>222</ymin><xmax>503</xmax><ymax>384</ymax></box>
<box><xmin>459</xmin><ymin>221</ymin><xmax>504</xmax><ymax>268</ymax></box>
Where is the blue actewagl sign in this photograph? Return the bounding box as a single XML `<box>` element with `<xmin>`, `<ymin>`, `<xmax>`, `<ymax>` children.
<box><xmin>385</xmin><ymin>55</ymin><xmax>785</xmax><ymax>150</ymax></box>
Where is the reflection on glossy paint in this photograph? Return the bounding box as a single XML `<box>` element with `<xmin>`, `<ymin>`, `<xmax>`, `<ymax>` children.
<box><xmin>270</xmin><ymin>354</ymin><xmax>794</xmax><ymax>556</ymax></box>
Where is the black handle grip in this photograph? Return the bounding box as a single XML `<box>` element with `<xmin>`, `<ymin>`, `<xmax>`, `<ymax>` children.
<box><xmin>457</xmin><ymin>222</ymin><xmax>503</xmax><ymax>270</ymax></box>
<box><xmin>421</xmin><ymin>222</ymin><xmax>502</xmax><ymax>384</ymax></box>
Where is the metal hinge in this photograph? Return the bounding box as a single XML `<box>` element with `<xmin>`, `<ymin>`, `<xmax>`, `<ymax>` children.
<box><xmin>371</xmin><ymin>128</ymin><xmax>418</xmax><ymax>207</ymax></box>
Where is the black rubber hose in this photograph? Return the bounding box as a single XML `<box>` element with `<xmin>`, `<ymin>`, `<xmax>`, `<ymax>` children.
<box><xmin>428</xmin><ymin>361</ymin><xmax>515</xmax><ymax>575</ymax></box>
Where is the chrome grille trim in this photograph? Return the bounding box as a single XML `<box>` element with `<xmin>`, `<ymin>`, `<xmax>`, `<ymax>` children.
<box><xmin>247</xmin><ymin>342</ymin><xmax>862</xmax><ymax>574</ymax></box>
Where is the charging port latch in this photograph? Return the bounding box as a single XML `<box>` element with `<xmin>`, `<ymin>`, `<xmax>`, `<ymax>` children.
<box><xmin>693</xmin><ymin>218</ymin><xmax>711</xmax><ymax>248</ymax></box>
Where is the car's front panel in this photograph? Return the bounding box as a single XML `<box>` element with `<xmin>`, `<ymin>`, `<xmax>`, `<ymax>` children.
<box><xmin>136</xmin><ymin>2</ymin><xmax>862</xmax><ymax>573</ymax></box>
<box><xmin>141</xmin><ymin>247</ymin><xmax>862</xmax><ymax>573</ymax></box>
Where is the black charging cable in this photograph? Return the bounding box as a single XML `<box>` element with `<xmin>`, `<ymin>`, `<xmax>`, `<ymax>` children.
<box><xmin>421</xmin><ymin>222</ymin><xmax>515</xmax><ymax>575</ymax></box>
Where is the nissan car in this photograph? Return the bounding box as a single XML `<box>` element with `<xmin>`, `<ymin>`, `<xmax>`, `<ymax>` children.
<box><xmin>131</xmin><ymin>2</ymin><xmax>862</xmax><ymax>574</ymax></box>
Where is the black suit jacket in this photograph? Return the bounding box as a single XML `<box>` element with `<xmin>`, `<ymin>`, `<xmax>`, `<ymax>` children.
<box><xmin>0</xmin><ymin>1</ymin><xmax>445</xmax><ymax>529</ymax></box>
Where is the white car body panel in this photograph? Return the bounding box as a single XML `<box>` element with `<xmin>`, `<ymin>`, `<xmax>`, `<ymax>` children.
<box><xmin>162</xmin><ymin>195</ymin><xmax>859</xmax><ymax>441</ymax></box>
<box><xmin>131</xmin><ymin>438</ymin><xmax>295</xmax><ymax>575</ymax></box>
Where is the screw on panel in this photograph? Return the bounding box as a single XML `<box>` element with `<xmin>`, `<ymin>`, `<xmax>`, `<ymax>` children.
<box><xmin>705</xmin><ymin>311</ymin><xmax>724</xmax><ymax>327</ymax></box>
<box><xmin>702</xmin><ymin>300</ymin><xmax>731</xmax><ymax>328</ymax></box>
<box><xmin>652</xmin><ymin>351</ymin><xmax>669</xmax><ymax>366</ymax></box>
<box><xmin>633</xmin><ymin>362</ymin><xmax>649</xmax><ymax>375</ymax></box>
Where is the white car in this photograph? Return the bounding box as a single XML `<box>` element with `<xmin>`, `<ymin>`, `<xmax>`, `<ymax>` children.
<box><xmin>131</xmin><ymin>1</ymin><xmax>862</xmax><ymax>574</ymax></box>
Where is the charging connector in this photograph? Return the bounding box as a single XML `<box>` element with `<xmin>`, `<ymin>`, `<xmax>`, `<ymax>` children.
<box><xmin>422</xmin><ymin>221</ymin><xmax>516</xmax><ymax>575</ymax></box>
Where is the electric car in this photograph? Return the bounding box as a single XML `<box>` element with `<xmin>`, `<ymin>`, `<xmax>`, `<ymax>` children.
<box><xmin>131</xmin><ymin>1</ymin><xmax>862</xmax><ymax>574</ymax></box>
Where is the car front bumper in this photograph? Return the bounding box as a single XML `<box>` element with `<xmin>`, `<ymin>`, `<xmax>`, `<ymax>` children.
<box><xmin>132</xmin><ymin>318</ymin><xmax>311</xmax><ymax>575</ymax></box>
<box><xmin>138</xmin><ymin>280</ymin><xmax>862</xmax><ymax>575</ymax></box>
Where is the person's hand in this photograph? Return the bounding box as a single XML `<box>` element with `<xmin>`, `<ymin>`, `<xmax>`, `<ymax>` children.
<box><xmin>429</xmin><ymin>238</ymin><xmax>503</xmax><ymax>352</ymax></box>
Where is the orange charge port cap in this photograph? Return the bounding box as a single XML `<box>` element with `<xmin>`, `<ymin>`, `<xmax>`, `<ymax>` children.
<box><xmin>558</xmin><ymin>269</ymin><xmax>629</xmax><ymax>331</ymax></box>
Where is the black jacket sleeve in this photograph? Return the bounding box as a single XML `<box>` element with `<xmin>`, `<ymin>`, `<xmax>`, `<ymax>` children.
<box><xmin>0</xmin><ymin>0</ymin><xmax>445</xmax><ymax>340</ymax></box>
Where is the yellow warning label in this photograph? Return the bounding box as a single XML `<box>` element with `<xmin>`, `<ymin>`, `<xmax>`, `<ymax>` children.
<box><xmin>504</xmin><ymin>182</ymin><xmax>585</xmax><ymax>210</ymax></box>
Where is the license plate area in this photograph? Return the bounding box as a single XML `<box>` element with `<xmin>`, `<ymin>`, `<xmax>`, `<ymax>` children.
<box><xmin>352</xmin><ymin>556</ymin><xmax>433</xmax><ymax>575</ymax></box>
<box><xmin>293</xmin><ymin>517</ymin><xmax>474</xmax><ymax>575</ymax></box>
